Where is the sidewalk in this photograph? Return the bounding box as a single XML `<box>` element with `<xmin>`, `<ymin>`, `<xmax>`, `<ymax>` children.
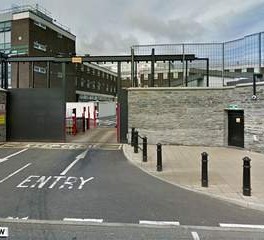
<box><xmin>123</xmin><ymin>144</ymin><xmax>264</xmax><ymax>212</ymax></box>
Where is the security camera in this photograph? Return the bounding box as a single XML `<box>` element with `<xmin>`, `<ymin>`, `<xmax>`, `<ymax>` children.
<box><xmin>251</xmin><ymin>95</ymin><xmax>257</xmax><ymax>100</ymax></box>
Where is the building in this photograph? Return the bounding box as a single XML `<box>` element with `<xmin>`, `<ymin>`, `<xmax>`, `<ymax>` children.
<box><xmin>0</xmin><ymin>4</ymin><xmax>117</xmax><ymax>101</ymax></box>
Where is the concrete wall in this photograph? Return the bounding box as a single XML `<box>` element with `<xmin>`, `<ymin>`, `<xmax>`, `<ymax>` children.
<box><xmin>128</xmin><ymin>83</ymin><xmax>264</xmax><ymax>153</ymax></box>
<box><xmin>0</xmin><ymin>89</ymin><xmax>7</xmax><ymax>142</ymax></box>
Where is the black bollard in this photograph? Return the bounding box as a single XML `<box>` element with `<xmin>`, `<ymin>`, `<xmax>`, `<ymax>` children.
<box><xmin>157</xmin><ymin>143</ymin><xmax>162</xmax><ymax>171</ymax></box>
<box><xmin>143</xmin><ymin>137</ymin><xmax>148</xmax><ymax>162</ymax></box>
<box><xmin>201</xmin><ymin>152</ymin><xmax>208</xmax><ymax>187</ymax></box>
<box><xmin>134</xmin><ymin>130</ymin><xmax>138</xmax><ymax>153</ymax></box>
<box><xmin>243</xmin><ymin>156</ymin><xmax>251</xmax><ymax>196</ymax></box>
<box><xmin>131</xmin><ymin>127</ymin><xmax>135</xmax><ymax>146</ymax></box>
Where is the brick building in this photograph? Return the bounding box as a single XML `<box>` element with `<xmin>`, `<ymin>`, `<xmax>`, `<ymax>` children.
<box><xmin>0</xmin><ymin>5</ymin><xmax>117</xmax><ymax>101</ymax></box>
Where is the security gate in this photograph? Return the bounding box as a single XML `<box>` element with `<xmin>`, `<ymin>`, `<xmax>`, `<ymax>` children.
<box><xmin>228</xmin><ymin>110</ymin><xmax>244</xmax><ymax>148</ymax></box>
<box><xmin>7</xmin><ymin>89</ymin><xmax>65</xmax><ymax>142</ymax></box>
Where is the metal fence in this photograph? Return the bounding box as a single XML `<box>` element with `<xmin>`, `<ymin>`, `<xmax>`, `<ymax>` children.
<box><xmin>132</xmin><ymin>32</ymin><xmax>264</xmax><ymax>87</ymax></box>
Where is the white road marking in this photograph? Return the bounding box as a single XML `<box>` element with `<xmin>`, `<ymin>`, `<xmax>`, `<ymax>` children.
<box><xmin>60</xmin><ymin>149</ymin><xmax>89</xmax><ymax>176</ymax></box>
<box><xmin>78</xmin><ymin>177</ymin><xmax>94</xmax><ymax>189</ymax></box>
<box><xmin>63</xmin><ymin>218</ymin><xmax>103</xmax><ymax>223</ymax></box>
<box><xmin>7</xmin><ymin>216</ymin><xmax>29</xmax><ymax>220</ymax></box>
<box><xmin>191</xmin><ymin>231</ymin><xmax>200</xmax><ymax>240</ymax></box>
<box><xmin>219</xmin><ymin>223</ymin><xmax>264</xmax><ymax>229</ymax></box>
<box><xmin>16</xmin><ymin>175</ymin><xmax>94</xmax><ymax>190</ymax></box>
<box><xmin>0</xmin><ymin>148</ymin><xmax>28</xmax><ymax>163</ymax></box>
<box><xmin>0</xmin><ymin>163</ymin><xmax>31</xmax><ymax>183</ymax></box>
<box><xmin>139</xmin><ymin>220</ymin><xmax>180</xmax><ymax>226</ymax></box>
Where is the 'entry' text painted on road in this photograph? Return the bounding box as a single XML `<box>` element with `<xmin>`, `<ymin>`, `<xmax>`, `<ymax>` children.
<box><xmin>17</xmin><ymin>176</ymin><xmax>94</xmax><ymax>190</ymax></box>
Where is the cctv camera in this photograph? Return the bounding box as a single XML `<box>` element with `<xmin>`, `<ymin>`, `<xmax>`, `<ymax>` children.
<box><xmin>252</xmin><ymin>95</ymin><xmax>257</xmax><ymax>100</ymax></box>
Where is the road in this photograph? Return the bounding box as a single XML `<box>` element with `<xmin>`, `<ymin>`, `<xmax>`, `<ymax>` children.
<box><xmin>0</xmin><ymin>144</ymin><xmax>264</xmax><ymax>239</ymax></box>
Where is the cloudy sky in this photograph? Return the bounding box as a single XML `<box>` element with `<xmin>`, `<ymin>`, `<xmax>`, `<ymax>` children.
<box><xmin>1</xmin><ymin>0</ymin><xmax>264</xmax><ymax>55</ymax></box>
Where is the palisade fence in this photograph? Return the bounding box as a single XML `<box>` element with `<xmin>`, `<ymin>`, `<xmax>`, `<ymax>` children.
<box><xmin>131</xmin><ymin>32</ymin><xmax>264</xmax><ymax>87</ymax></box>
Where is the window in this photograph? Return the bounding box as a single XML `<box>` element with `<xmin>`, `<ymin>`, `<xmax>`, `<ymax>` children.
<box><xmin>34</xmin><ymin>66</ymin><xmax>46</xmax><ymax>74</ymax></box>
<box><xmin>34</xmin><ymin>41</ymin><xmax>47</xmax><ymax>52</ymax></box>
<box><xmin>0</xmin><ymin>21</ymin><xmax>11</xmax><ymax>32</ymax></box>
<box><xmin>34</xmin><ymin>21</ymin><xmax>47</xmax><ymax>30</ymax></box>
<box><xmin>57</xmin><ymin>72</ymin><xmax>63</xmax><ymax>78</ymax></box>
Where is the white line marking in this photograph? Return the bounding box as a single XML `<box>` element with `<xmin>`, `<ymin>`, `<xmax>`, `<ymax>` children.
<box><xmin>60</xmin><ymin>149</ymin><xmax>89</xmax><ymax>176</ymax></box>
<box><xmin>139</xmin><ymin>220</ymin><xmax>180</xmax><ymax>226</ymax></box>
<box><xmin>219</xmin><ymin>223</ymin><xmax>264</xmax><ymax>229</ymax></box>
<box><xmin>191</xmin><ymin>231</ymin><xmax>200</xmax><ymax>240</ymax></box>
<box><xmin>0</xmin><ymin>148</ymin><xmax>28</xmax><ymax>163</ymax></box>
<box><xmin>63</xmin><ymin>218</ymin><xmax>103</xmax><ymax>223</ymax></box>
<box><xmin>7</xmin><ymin>216</ymin><xmax>29</xmax><ymax>220</ymax></box>
<box><xmin>0</xmin><ymin>163</ymin><xmax>32</xmax><ymax>183</ymax></box>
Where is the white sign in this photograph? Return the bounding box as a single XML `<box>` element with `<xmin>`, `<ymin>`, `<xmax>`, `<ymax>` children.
<box><xmin>17</xmin><ymin>176</ymin><xmax>94</xmax><ymax>190</ymax></box>
<box><xmin>0</xmin><ymin>227</ymin><xmax>8</xmax><ymax>237</ymax></box>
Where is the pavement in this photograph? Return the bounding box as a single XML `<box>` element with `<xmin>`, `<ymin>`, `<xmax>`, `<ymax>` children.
<box><xmin>123</xmin><ymin>144</ymin><xmax>264</xmax><ymax>212</ymax></box>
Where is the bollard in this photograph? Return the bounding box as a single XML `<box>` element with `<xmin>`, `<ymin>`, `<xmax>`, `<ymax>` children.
<box><xmin>143</xmin><ymin>136</ymin><xmax>148</xmax><ymax>162</ymax></box>
<box><xmin>131</xmin><ymin>127</ymin><xmax>135</xmax><ymax>147</ymax></box>
<box><xmin>134</xmin><ymin>131</ymin><xmax>138</xmax><ymax>153</ymax></box>
<box><xmin>157</xmin><ymin>143</ymin><xmax>162</xmax><ymax>171</ymax></box>
<box><xmin>201</xmin><ymin>152</ymin><xmax>208</xmax><ymax>187</ymax></box>
<box><xmin>243</xmin><ymin>156</ymin><xmax>251</xmax><ymax>196</ymax></box>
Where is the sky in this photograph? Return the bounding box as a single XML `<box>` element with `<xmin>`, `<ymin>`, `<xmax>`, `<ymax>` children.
<box><xmin>1</xmin><ymin>0</ymin><xmax>264</xmax><ymax>55</ymax></box>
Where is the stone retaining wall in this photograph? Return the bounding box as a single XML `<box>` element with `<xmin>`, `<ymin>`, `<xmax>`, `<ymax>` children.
<box><xmin>128</xmin><ymin>83</ymin><xmax>264</xmax><ymax>153</ymax></box>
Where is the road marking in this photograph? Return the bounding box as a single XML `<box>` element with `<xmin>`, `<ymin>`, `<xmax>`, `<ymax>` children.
<box><xmin>60</xmin><ymin>149</ymin><xmax>89</xmax><ymax>176</ymax></box>
<box><xmin>219</xmin><ymin>223</ymin><xmax>264</xmax><ymax>229</ymax></box>
<box><xmin>0</xmin><ymin>227</ymin><xmax>8</xmax><ymax>237</ymax></box>
<box><xmin>0</xmin><ymin>163</ymin><xmax>31</xmax><ymax>183</ymax></box>
<box><xmin>16</xmin><ymin>175</ymin><xmax>94</xmax><ymax>190</ymax></box>
<box><xmin>191</xmin><ymin>231</ymin><xmax>200</xmax><ymax>240</ymax></box>
<box><xmin>7</xmin><ymin>216</ymin><xmax>29</xmax><ymax>220</ymax></box>
<box><xmin>63</xmin><ymin>218</ymin><xmax>103</xmax><ymax>223</ymax></box>
<box><xmin>0</xmin><ymin>148</ymin><xmax>28</xmax><ymax>163</ymax></box>
<box><xmin>139</xmin><ymin>220</ymin><xmax>180</xmax><ymax>226</ymax></box>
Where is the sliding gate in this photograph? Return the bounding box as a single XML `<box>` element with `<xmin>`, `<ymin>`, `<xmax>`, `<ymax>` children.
<box><xmin>7</xmin><ymin>88</ymin><xmax>65</xmax><ymax>142</ymax></box>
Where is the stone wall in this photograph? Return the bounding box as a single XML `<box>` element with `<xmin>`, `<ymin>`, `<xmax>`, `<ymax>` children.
<box><xmin>0</xmin><ymin>89</ymin><xmax>6</xmax><ymax>142</ymax></box>
<box><xmin>128</xmin><ymin>83</ymin><xmax>264</xmax><ymax>153</ymax></box>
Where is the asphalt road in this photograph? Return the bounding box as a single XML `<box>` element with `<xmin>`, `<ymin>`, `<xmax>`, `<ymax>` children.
<box><xmin>0</xmin><ymin>145</ymin><xmax>264</xmax><ymax>239</ymax></box>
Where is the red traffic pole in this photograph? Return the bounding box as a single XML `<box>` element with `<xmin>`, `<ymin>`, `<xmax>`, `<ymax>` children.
<box><xmin>87</xmin><ymin>106</ymin><xmax>90</xmax><ymax>130</ymax></box>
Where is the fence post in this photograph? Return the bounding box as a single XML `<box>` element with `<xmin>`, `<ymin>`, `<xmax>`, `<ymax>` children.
<box><xmin>134</xmin><ymin>130</ymin><xmax>138</xmax><ymax>153</ymax></box>
<box><xmin>143</xmin><ymin>136</ymin><xmax>148</xmax><ymax>162</ymax></box>
<box><xmin>243</xmin><ymin>156</ymin><xmax>251</xmax><ymax>196</ymax></box>
<box><xmin>87</xmin><ymin>107</ymin><xmax>90</xmax><ymax>130</ymax></box>
<box><xmin>157</xmin><ymin>143</ymin><xmax>162</xmax><ymax>171</ymax></box>
<box><xmin>201</xmin><ymin>152</ymin><xmax>208</xmax><ymax>187</ymax></box>
<box><xmin>131</xmin><ymin>127</ymin><xmax>135</xmax><ymax>146</ymax></box>
<box><xmin>82</xmin><ymin>113</ymin><xmax>85</xmax><ymax>132</ymax></box>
